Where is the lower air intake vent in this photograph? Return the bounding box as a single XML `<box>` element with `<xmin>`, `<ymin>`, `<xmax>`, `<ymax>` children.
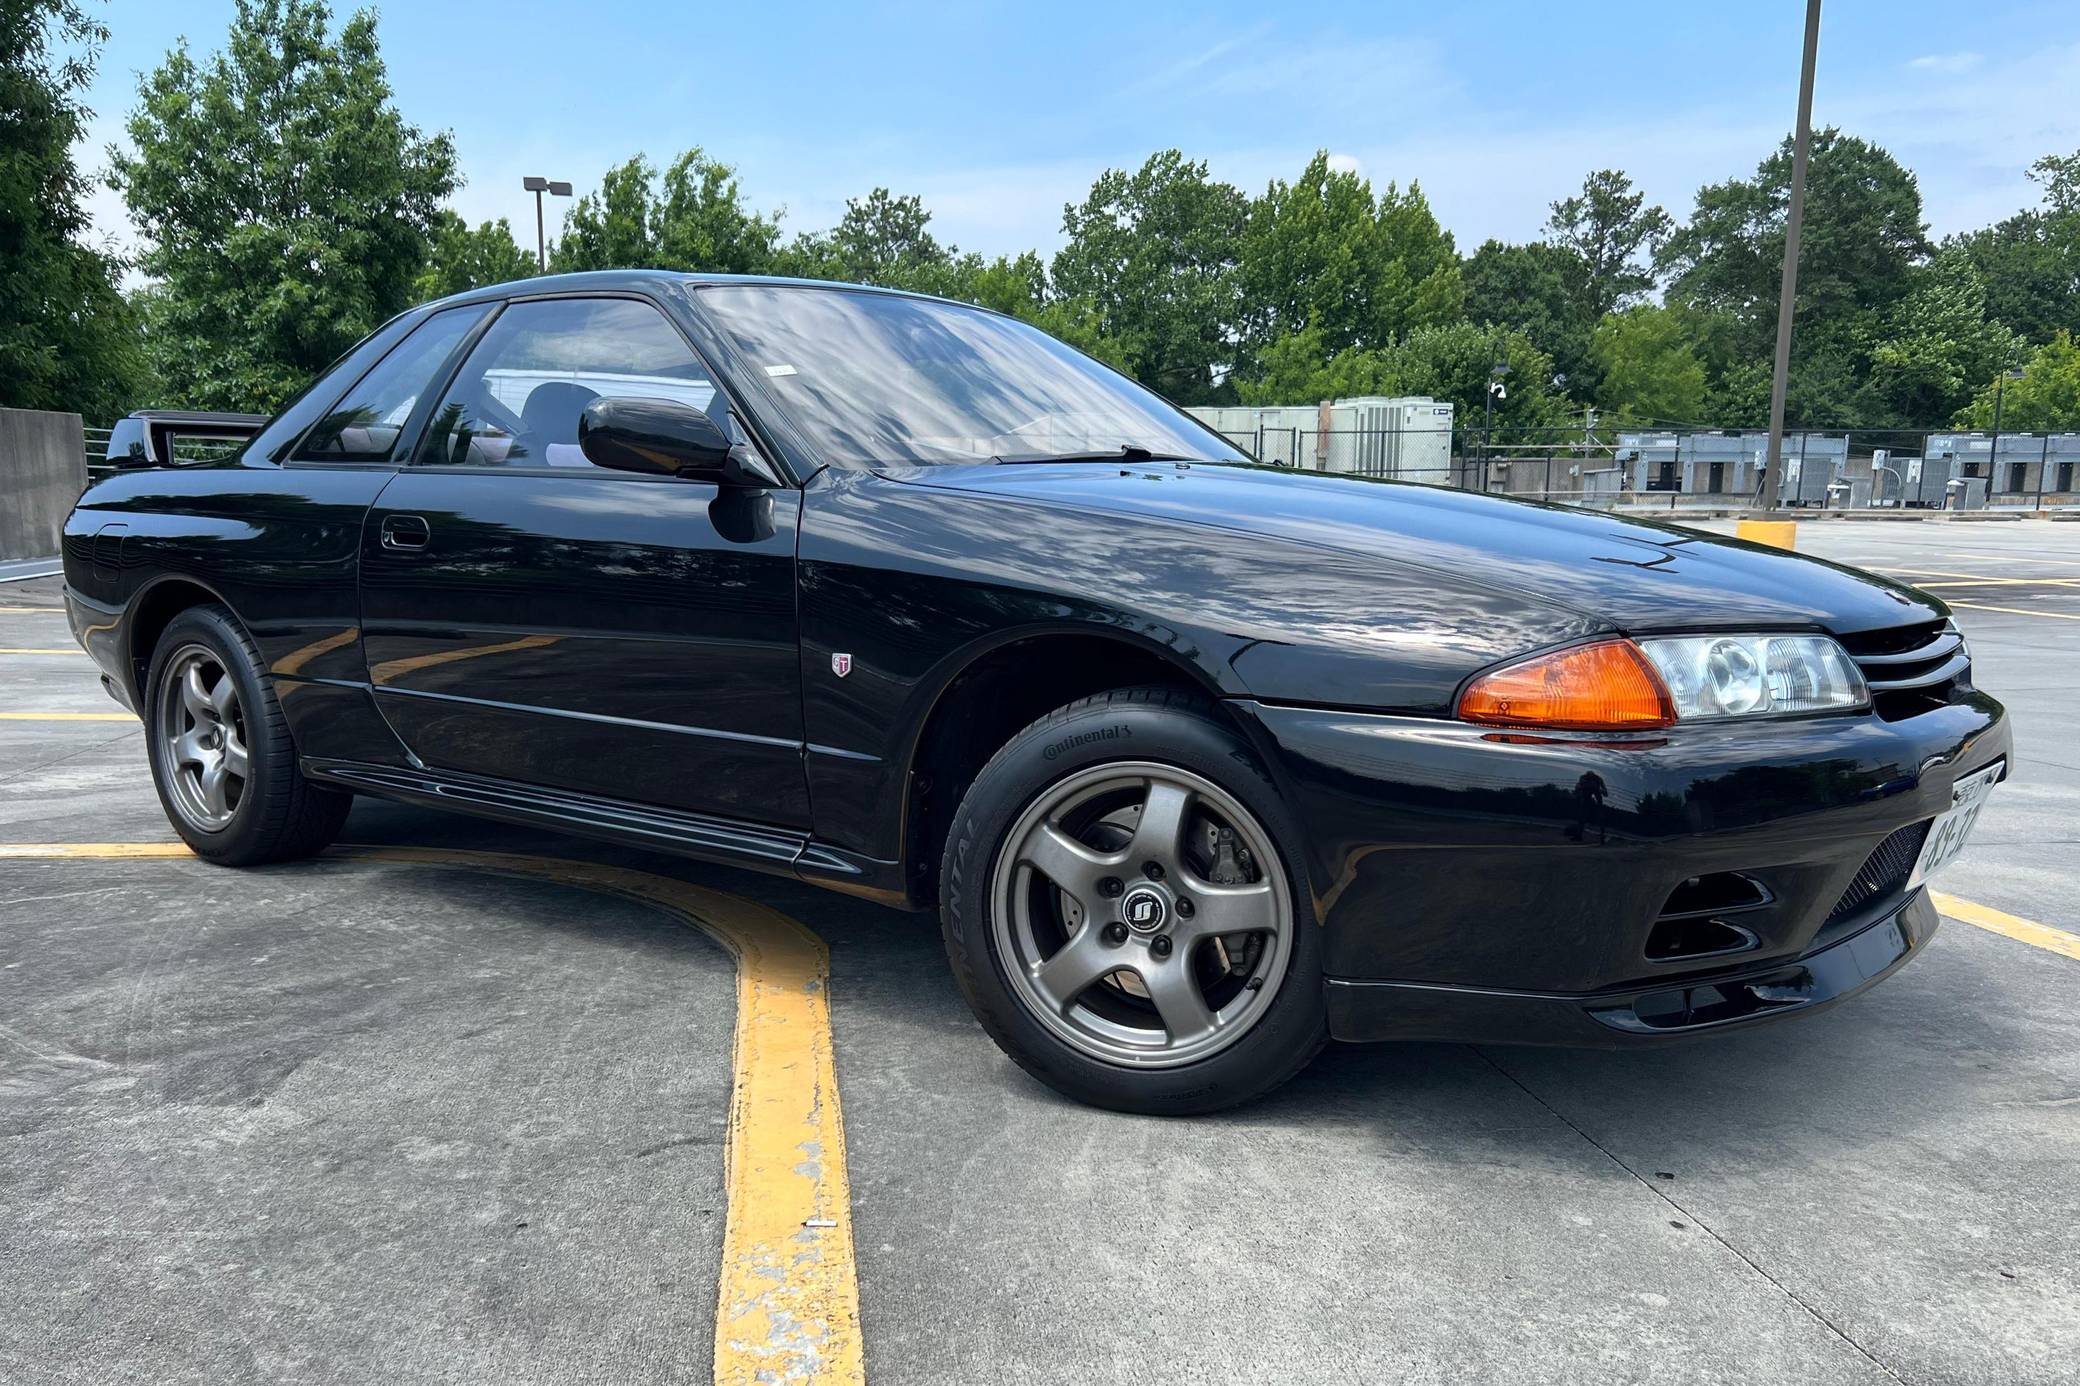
<box><xmin>1826</xmin><ymin>821</ymin><xmax>1931</xmax><ymax>925</ymax></box>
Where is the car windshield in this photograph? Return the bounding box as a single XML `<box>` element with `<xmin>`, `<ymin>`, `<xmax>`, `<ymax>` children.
<box><xmin>695</xmin><ymin>284</ymin><xmax>1248</xmax><ymax>468</ymax></box>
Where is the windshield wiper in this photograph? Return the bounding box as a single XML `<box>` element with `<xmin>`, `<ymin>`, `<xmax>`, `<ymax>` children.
<box><xmin>989</xmin><ymin>445</ymin><xmax>1193</xmax><ymax>465</ymax></box>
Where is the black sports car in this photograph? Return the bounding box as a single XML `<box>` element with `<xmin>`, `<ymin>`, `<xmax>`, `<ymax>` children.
<box><xmin>63</xmin><ymin>272</ymin><xmax>2011</xmax><ymax>1113</ymax></box>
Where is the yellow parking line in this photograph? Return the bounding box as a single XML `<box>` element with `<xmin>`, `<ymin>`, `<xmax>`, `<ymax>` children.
<box><xmin>1883</xmin><ymin>568</ymin><xmax>2080</xmax><ymax>588</ymax></box>
<box><xmin>0</xmin><ymin>606</ymin><xmax>65</xmax><ymax>613</ymax></box>
<box><xmin>0</xmin><ymin>841</ymin><xmax>865</xmax><ymax>1384</ymax></box>
<box><xmin>0</xmin><ymin>712</ymin><xmax>136</xmax><ymax>721</ymax></box>
<box><xmin>1946</xmin><ymin>601</ymin><xmax>2080</xmax><ymax>622</ymax></box>
<box><xmin>1934</xmin><ymin>891</ymin><xmax>2080</xmax><ymax>962</ymax></box>
<box><xmin>0</xmin><ymin>648</ymin><xmax>83</xmax><ymax>655</ymax></box>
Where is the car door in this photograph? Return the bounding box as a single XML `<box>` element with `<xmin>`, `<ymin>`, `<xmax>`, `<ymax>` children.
<box><xmin>357</xmin><ymin>293</ymin><xmax>808</xmax><ymax>828</ymax></box>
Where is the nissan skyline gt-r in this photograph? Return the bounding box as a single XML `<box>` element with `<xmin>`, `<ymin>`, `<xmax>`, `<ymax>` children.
<box><xmin>62</xmin><ymin>272</ymin><xmax>2010</xmax><ymax>1112</ymax></box>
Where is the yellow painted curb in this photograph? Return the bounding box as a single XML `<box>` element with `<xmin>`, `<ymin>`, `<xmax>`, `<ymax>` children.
<box><xmin>1735</xmin><ymin>519</ymin><xmax>1797</xmax><ymax>551</ymax></box>
<box><xmin>0</xmin><ymin>841</ymin><xmax>865</xmax><ymax>1385</ymax></box>
<box><xmin>1933</xmin><ymin>891</ymin><xmax>2080</xmax><ymax>962</ymax></box>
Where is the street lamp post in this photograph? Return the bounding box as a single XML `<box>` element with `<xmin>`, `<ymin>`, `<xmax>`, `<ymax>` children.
<box><xmin>523</xmin><ymin>176</ymin><xmax>573</xmax><ymax>272</ymax></box>
<box><xmin>1990</xmin><ymin>365</ymin><xmax>2025</xmax><ymax>496</ymax></box>
<box><xmin>1481</xmin><ymin>347</ymin><xmax>1509</xmax><ymax>490</ymax></box>
<box><xmin>1760</xmin><ymin>0</ymin><xmax>1823</xmax><ymax>508</ymax></box>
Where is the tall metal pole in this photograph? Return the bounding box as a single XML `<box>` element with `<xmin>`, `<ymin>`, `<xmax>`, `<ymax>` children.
<box><xmin>535</xmin><ymin>189</ymin><xmax>547</xmax><ymax>272</ymax></box>
<box><xmin>1761</xmin><ymin>0</ymin><xmax>1823</xmax><ymax>509</ymax></box>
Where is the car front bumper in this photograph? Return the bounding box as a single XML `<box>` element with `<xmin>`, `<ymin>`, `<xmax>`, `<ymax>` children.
<box><xmin>1227</xmin><ymin>690</ymin><xmax>2010</xmax><ymax>1045</ymax></box>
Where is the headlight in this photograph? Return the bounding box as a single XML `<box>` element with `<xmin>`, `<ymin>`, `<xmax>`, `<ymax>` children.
<box><xmin>1457</xmin><ymin>634</ymin><xmax>1869</xmax><ymax>731</ymax></box>
<box><xmin>1637</xmin><ymin>634</ymin><xmax>1868</xmax><ymax>719</ymax></box>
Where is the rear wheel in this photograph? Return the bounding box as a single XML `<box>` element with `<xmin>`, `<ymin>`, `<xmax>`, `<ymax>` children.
<box><xmin>941</xmin><ymin>688</ymin><xmax>1326</xmax><ymax>1114</ymax></box>
<box><xmin>145</xmin><ymin>605</ymin><xmax>352</xmax><ymax>865</ymax></box>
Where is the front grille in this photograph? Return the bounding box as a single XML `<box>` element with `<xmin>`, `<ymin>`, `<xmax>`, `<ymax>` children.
<box><xmin>1825</xmin><ymin>820</ymin><xmax>1931</xmax><ymax>926</ymax></box>
<box><xmin>1838</xmin><ymin>620</ymin><xmax>1969</xmax><ymax>719</ymax></box>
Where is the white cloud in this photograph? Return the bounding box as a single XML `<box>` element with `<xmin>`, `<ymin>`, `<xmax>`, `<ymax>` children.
<box><xmin>1906</xmin><ymin>51</ymin><xmax>1984</xmax><ymax>73</ymax></box>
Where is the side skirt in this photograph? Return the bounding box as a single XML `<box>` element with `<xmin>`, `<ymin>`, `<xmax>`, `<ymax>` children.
<box><xmin>302</xmin><ymin>757</ymin><xmax>913</xmax><ymax>908</ymax></box>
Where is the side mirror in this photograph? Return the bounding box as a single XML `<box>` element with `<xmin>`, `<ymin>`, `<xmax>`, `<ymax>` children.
<box><xmin>578</xmin><ymin>396</ymin><xmax>740</xmax><ymax>481</ymax></box>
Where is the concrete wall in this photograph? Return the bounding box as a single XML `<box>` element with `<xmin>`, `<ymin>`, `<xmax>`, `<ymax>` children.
<box><xmin>0</xmin><ymin>408</ymin><xmax>86</xmax><ymax>561</ymax></box>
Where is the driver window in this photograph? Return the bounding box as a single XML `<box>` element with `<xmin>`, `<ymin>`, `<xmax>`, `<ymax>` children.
<box><xmin>416</xmin><ymin>297</ymin><xmax>720</xmax><ymax>469</ymax></box>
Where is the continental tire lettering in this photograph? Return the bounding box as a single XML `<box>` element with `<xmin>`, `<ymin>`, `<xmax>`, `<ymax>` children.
<box><xmin>1042</xmin><ymin>724</ymin><xmax>1133</xmax><ymax>761</ymax></box>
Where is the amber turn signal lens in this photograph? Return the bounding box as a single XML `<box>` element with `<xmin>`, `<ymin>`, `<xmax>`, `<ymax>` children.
<box><xmin>1458</xmin><ymin>639</ymin><xmax>1677</xmax><ymax>731</ymax></box>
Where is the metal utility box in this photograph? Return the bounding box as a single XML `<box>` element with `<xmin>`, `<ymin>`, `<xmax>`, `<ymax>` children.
<box><xmin>1188</xmin><ymin>397</ymin><xmax>1457</xmax><ymax>481</ymax></box>
<box><xmin>1681</xmin><ymin>431</ymin><xmax>1768</xmax><ymax>498</ymax></box>
<box><xmin>1776</xmin><ymin>434</ymin><xmax>1848</xmax><ymax>506</ymax></box>
<box><xmin>1927</xmin><ymin>432</ymin><xmax>1995</xmax><ymax>484</ymax></box>
<box><xmin>1616</xmin><ymin>433</ymin><xmax>1681</xmax><ymax>491</ymax></box>
<box><xmin>1333</xmin><ymin>396</ymin><xmax>1455</xmax><ymax>482</ymax></box>
<box><xmin>1897</xmin><ymin>453</ymin><xmax>1956</xmax><ymax>507</ymax></box>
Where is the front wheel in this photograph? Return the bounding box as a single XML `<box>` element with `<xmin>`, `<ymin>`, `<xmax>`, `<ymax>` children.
<box><xmin>144</xmin><ymin>604</ymin><xmax>353</xmax><ymax>865</ymax></box>
<box><xmin>940</xmin><ymin>688</ymin><xmax>1326</xmax><ymax>1114</ymax></box>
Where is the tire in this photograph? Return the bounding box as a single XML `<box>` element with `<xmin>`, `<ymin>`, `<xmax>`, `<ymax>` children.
<box><xmin>940</xmin><ymin>687</ymin><xmax>1327</xmax><ymax>1114</ymax></box>
<box><xmin>143</xmin><ymin>604</ymin><xmax>353</xmax><ymax>865</ymax></box>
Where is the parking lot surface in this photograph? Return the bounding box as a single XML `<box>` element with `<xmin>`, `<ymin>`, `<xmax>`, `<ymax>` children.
<box><xmin>3</xmin><ymin>518</ymin><xmax>2078</xmax><ymax>1385</ymax></box>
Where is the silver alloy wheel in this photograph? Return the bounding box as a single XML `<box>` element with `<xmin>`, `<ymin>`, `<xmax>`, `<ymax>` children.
<box><xmin>989</xmin><ymin>760</ymin><xmax>1294</xmax><ymax>1069</ymax></box>
<box><xmin>155</xmin><ymin>644</ymin><xmax>250</xmax><ymax>832</ymax></box>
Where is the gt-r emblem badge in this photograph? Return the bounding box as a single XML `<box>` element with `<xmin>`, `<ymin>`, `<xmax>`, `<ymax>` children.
<box><xmin>831</xmin><ymin>652</ymin><xmax>853</xmax><ymax>677</ymax></box>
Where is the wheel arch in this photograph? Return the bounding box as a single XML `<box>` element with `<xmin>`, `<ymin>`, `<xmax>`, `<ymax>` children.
<box><xmin>125</xmin><ymin>574</ymin><xmax>240</xmax><ymax>703</ymax></box>
<box><xmin>897</xmin><ymin>626</ymin><xmax>1235</xmax><ymax>907</ymax></box>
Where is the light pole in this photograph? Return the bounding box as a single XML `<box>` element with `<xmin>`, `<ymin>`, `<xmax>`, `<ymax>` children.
<box><xmin>1760</xmin><ymin>0</ymin><xmax>1823</xmax><ymax>506</ymax></box>
<box><xmin>523</xmin><ymin>176</ymin><xmax>572</xmax><ymax>272</ymax></box>
<box><xmin>1481</xmin><ymin>347</ymin><xmax>1509</xmax><ymax>487</ymax></box>
<box><xmin>1989</xmin><ymin>365</ymin><xmax>2025</xmax><ymax>494</ymax></box>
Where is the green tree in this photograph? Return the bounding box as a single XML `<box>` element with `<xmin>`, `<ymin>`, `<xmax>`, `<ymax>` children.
<box><xmin>1660</xmin><ymin>129</ymin><xmax>1927</xmax><ymax>333</ymax></box>
<box><xmin>111</xmin><ymin>0</ymin><xmax>457</xmax><ymax>412</ymax></box>
<box><xmin>552</xmin><ymin>149</ymin><xmax>781</xmax><ymax>274</ymax></box>
<box><xmin>1461</xmin><ymin>238</ymin><xmax>1595</xmax><ymax>396</ymax></box>
<box><xmin>1954</xmin><ymin>331</ymin><xmax>2080</xmax><ymax>431</ymax></box>
<box><xmin>1544</xmin><ymin>169</ymin><xmax>1672</xmax><ymax>320</ymax></box>
<box><xmin>1051</xmin><ymin>150</ymin><xmax>1249</xmax><ymax>401</ymax></box>
<box><xmin>1659</xmin><ymin>129</ymin><xmax>1928</xmax><ymax>425</ymax></box>
<box><xmin>1867</xmin><ymin>249</ymin><xmax>2026</xmax><ymax>425</ymax></box>
<box><xmin>413</xmin><ymin>211</ymin><xmax>535</xmax><ymax>300</ymax></box>
<box><xmin>1237</xmin><ymin>152</ymin><xmax>1462</xmax><ymax>360</ymax></box>
<box><xmin>779</xmin><ymin>188</ymin><xmax>961</xmax><ymax>293</ymax></box>
<box><xmin>1946</xmin><ymin>149</ymin><xmax>2080</xmax><ymax>345</ymax></box>
<box><xmin>1</xmin><ymin>0</ymin><xmax>147</xmax><ymax>420</ymax></box>
<box><xmin>1591</xmin><ymin>305</ymin><xmax>1707</xmax><ymax>424</ymax></box>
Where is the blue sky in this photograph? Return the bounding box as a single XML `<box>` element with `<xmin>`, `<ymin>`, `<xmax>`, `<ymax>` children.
<box><xmin>75</xmin><ymin>1</ymin><xmax>2080</xmax><ymax>265</ymax></box>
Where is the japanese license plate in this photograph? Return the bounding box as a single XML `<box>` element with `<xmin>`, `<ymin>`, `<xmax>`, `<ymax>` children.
<box><xmin>1910</xmin><ymin>760</ymin><xmax>2004</xmax><ymax>887</ymax></box>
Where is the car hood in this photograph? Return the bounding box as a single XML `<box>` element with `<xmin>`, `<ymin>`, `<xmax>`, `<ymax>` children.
<box><xmin>892</xmin><ymin>462</ymin><xmax>1943</xmax><ymax>637</ymax></box>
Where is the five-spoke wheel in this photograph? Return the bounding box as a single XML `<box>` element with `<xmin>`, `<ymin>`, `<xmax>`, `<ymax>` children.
<box><xmin>942</xmin><ymin>687</ymin><xmax>1326</xmax><ymax>1113</ymax></box>
<box><xmin>155</xmin><ymin>645</ymin><xmax>250</xmax><ymax>831</ymax></box>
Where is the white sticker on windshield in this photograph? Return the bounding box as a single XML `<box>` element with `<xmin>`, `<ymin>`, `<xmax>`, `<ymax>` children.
<box><xmin>764</xmin><ymin>364</ymin><xmax>798</xmax><ymax>377</ymax></box>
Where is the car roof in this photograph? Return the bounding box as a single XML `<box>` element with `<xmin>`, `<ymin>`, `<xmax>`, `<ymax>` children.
<box><xmin>427</xmin><ymin>269</ymin><xmax>985</xmax><ymax>313</ymax></box>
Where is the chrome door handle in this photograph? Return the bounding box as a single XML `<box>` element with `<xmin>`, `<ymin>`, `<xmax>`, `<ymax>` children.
<box><xmin>380</xmin><ymin>514</ymin><xmax>430</xmax><ymax>551</ymax></box>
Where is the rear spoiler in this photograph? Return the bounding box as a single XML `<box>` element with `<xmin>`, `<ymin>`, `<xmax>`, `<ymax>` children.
<box><xmin>106</xmin><ymin>410</ymin><xmax>269</xmax><ymax>469</ymax></box>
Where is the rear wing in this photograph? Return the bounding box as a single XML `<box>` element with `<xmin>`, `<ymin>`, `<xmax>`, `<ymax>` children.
<box><xmin>105</xmin><ymin>410</ymin><xmax>270</xmax><ymax>470</ymax></box>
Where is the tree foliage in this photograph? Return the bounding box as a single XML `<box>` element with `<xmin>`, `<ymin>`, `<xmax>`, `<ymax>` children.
<box><xmin>1545</xmin><ymin>169</ymin><xmax>1671</xmax><ymax>321</ymax></box>
<box><xmin>1591</xmin><ymin>305</ymin><xmax>1706</xmax><ymax>424</ymax></box>
<box><xmin>551</xmin><ymin>149</ymin><xmax>782</xmax><ymax>275</ymax></box>
<box><xmin>413</xmin><ymin>211</ymin><xmax>535</xmax><ymax>300</ymax></box>
<box><xmin>1051</xmin><ymin>150</ymin><xmax>1249</xmax><ymax>402</ymax></box>
<box><xmin>1953</xmin><ymin>331</ymin><xmax>2080</xmax><ymax>431</ymax></box>
<box><xmin>0</xmin><ymin>0</ymin><xmax>146</xmax><ymax>420</ymax></box>
<box><xmin>1237</xmin><ymin>152</ymin><xmax>1461</xmax><ymax>360</ymax></box>
<box><xmin>1947</xmin><ymin>150</ymin><xmax>2080</xmax><ymax>346</ymax></box>
<box><xmin>110</xmin><ymin>0</ymin><xmax>457</xmax><ymax>412</ymax></box>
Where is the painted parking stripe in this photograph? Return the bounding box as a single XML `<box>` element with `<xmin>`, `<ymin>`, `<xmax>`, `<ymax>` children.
<box><xmin>1933</xmin><ymin>891</ymin><xmax>2080</xmax><ymax>962</ymax></box>
<box><xmin>0</xmin><ymin>647</ymin><xmax>85</xmax><ymax>655</ymax></box>
<box><xmin>1945</xmin><ymin>601</ymin><xmax>2080</xmax><ymax>622</ymax></box>
<box><xmin>0</xmin><ymin>841</ymin><xmax>865</xmax><ymax>1385</ymax></box>
<box><xmin>0</xmin><ymin>712</ymin><xmax>136</xmax><ymax>721</ymax></box>
<box><xmin>0</xmin><ymin>606</ymin><xmax>66</xmax><ymax>614</ymax></box>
